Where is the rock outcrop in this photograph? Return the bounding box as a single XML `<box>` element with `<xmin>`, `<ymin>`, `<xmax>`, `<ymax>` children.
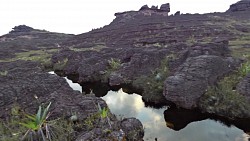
<box><xmin>49</xmin><ymin>0</ymin><xmax>250</xmax><ymax>119</ymax></box>
<box><xmin>160</xmin><ymin>3</ymin><xmax>170</xmax><ymax>12</ymax></box>
<box><xmin>10</xmin><ymin>25</ymin><xmax>34</xmax><ymax>33</ymax></box>
<box><xmin>227</xmin><ymin>0</ymin><xmax>250</xmax><ymax>12</ymax></box>
<box><xmin>164</xmin><ymin>55</ymin><xmax>236</xmax><ymax>109</ymax></box>
<box><xmin>0</xmin><ymin>1</ymin><xmax>250</xmax><ymax>132</ymax></box>
<box><xmin>0</xmin><ymin>60</ymin><xmax>144</xmax><ymax>140</ymax></box>
<box><xmin>115</xmin><ymin>3</ymin><xmax>170</xmax><ymax>17</ymax></box>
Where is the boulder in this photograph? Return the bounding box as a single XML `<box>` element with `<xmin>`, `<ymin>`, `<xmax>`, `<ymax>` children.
<box><xmin>120</xmin><ymin>118</ymin><xmax>144</xmax><ymax>141</ymax></box>
<box><xmin>164</xmin><ymin>55</ymin><xmax>234</xmax><ymax>109</ymax></box>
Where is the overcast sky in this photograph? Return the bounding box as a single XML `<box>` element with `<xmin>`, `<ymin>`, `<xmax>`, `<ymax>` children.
<box><xmin>0</xmin><ymin>0</ymin><xmax>239</xmax><ymax>36</ymax></box>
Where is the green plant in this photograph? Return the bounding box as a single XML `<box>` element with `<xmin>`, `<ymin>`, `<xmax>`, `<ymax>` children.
<box><xmin>239</xmin><ymin>62</ymin><xmax>250</xmax><ymax>77</ymax></box>
<box><xmin>20</xmin><ymin>102</ymin><xmax>53</xmax><ymax>141</ymax></box>
<box><xmin>98</xmin><ymin>103</ymin><xmax>108</xmax><ymax>119</ymax></box>
<box><xmin>199</xmin><ymin>61</ymin><xmax>250</xmax><ymax>118</ymax></box>
<box><xmin>97</xmin><ymin>103</ymin><xmax>111</xmax><ymax>128</ymax></box>
<box><xmin>108</xmin><ymin>58</ymin><xmax>121</xmax><ymax>71</ymax></box>
<box><xmin>132</xmin><ymin>56</ymin><xmax>170</xmax><ymax>103</ymax></box>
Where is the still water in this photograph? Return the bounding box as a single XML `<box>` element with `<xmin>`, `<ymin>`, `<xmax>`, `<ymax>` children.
<box><xmin>50</xmin><ymin>72</ymin><xmax>249</xmax><ymax>141</ymax></box>
<box><xmin>102</xmin><ymin>89</ymin><xmax>249</xmax><ymax>141</ymax></box>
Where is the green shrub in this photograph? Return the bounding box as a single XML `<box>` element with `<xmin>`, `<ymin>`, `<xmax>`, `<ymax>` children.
<box><xmin>108</xmin><ymin>58</ymin><xmax>121</xmax><ymax>71</ymax></box>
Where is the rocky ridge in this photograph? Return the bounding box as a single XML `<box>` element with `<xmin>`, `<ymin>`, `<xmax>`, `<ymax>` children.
<box><xmin>50</xmin><ymin>1</ymin><xmax>250</xmax><ymax>119</ymax></box>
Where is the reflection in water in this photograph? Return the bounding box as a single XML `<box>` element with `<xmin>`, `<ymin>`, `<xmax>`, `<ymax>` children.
<box><xmin>54</xmin><ymin>74</ymin><xmax>250</xmax><ymax>141</ymax></box>
<box><xmin>102</xmin><ymin>89</ymin><xmax>249</xmax><ymax>141</ymax></box>
<box><xmin>48</xmin><ymin>71</ymin><xmax>82</xmax><ymax>92</ymax></box>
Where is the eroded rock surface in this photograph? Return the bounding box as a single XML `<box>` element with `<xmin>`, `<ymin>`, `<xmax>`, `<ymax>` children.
<box><xmin>0</xmin><ymin>60</ymin><xmax>144</xmax><ymax>140</ymax></box>
<box><xmin>227</xmin><ymin>0</ymin><xmax>250</xmax><ymax>12</ymax></box>
<box><xmin>164</xmin><ymin>55</ymin><xmax>236</xmax><ymax>109</ymax></box>
<box><xmin>1</xmin><ymin>1</ymin><xmax>250</xmax><ymax>123</ymax></box>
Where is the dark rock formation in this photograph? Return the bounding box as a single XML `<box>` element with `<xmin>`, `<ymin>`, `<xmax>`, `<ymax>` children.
<box><xmin>151</xmin><ymin>5</ymin><xmax>158</xmax><ymax>10</ymax></box>
<box><xmin>76</xmin><ymin>118</ymin><xmax>144</xmax><ymax>141</ymax></box>
<box><xmin>1</xmin><ymin>0</ymin><xmax>250</xmax><ymax>127</ymax></box>
<box><xmin>237</xmin><ymin>73</ymin><xmax>250</xmax><ymax>101</ymax></box>
<box><xmin>139</xmin><ymin>5</ymin><xmax>150</xmax><ymax>11</ymax></box>
<box><xmin>50</xmin><ymin>2</ymin><xmax>250</xmax><ymax>119</ymax></box>
<box><xmin>0</xmin><ymin>61</ymin><xmax>106</xmax><ymax>120</ymax></box>
<box><xmin>174</xmin><ymin>11</ymin><xmax>180</xmax><ymax>16</ymax></box>
<box><xmin>164</xmin><ymin>55</ymin><xmax>236</xmax><ymax>109</ymax></box>
<box><xmin>160</xmin><ymin>3</ymin><xmax>170</xmax><ymax>12</ymax></box>
<box><xmin>0</xmin><ymin>60</ymin><xmax>144</xmax><ymax>140</ymax></box>
<box><xmin>10</xmin><ymin>25</ymin><xmax>34</xmax><ymax>33</ymax></box>
<box><xmin>120</xmin><ymin>118</ymin><xmax>144</xmax><ymax>141</ymax></box>
<box><xmin>116</xmin><ymin>3</ymin><xmax>170</xmax><ymax>17</ymax></box>
<box><xmin>227</xmin><ymin>0</ymin><xmax>250</xmax><ymax>12</ymax></box>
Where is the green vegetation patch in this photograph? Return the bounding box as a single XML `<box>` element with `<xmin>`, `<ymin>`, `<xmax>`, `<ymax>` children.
<box><xmin>199</xmin><ymin>61</ymin><xmax>250</xmax><ymax>118</ymax></box>
<box><xmin>69</xmin><ymin>43</ymin><xmax>107</xmax><ymax>52</ymax></box>
<box><xmin>0</xmin><ymin>103</ymin><xmax>75</xmax><ymax>141</ymax></box>
<box><xmin>0</xmin><ymin>49</ymin><xmax>58</xmax><ymax>67</ymax></box>
<box><xmin>132</xmin><ymin>56</ymin><xmax>171</xmax><ymax>103</ymax></box>
<box><xmin>108</xmin><ymin>58</ymin><xmax>121</xmax><ymax>71</ymax></box>
<box><xmin>229</xmin><ymin>36</ymin><xmax>250</xmax><ymax>48</ymax></box>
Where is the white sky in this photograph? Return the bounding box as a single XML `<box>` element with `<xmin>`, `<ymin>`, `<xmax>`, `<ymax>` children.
<box><xmin>0</xmin><ymin>0</ymin><xmax>239</xmax><ymax>36</ymax></box>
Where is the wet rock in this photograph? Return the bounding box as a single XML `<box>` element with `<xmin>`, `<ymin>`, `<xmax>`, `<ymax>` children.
<box><xmin>237</xmin><ymin>73</ymin><xmax>250</xmax><ymax>101</ymax></box>
<box><xmin>227</xmin><ymin>0</ymin><xmax>250</xmax><ymax>12</ymax></box>
<box><xmin>164</xmin><ymin>55</ymin><xmax>234</xmax><ymax>109</ymax></box>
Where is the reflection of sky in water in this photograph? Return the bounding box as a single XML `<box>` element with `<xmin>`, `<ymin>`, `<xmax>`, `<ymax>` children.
<box><xmin>48</xmin><ymin>71</ymin><xmax>82</xmax><ymax>93</ymax></box>
<box><xmin>63</xmin><ymin>77</ymin><xmax>82</xmax><ymax>92</ymax></box>
<box><xmin>102</xmin><ymin>89</ymin><xmax>249</xmax><ymax>141</ymax></box>
<box><xmin>50</xmin><ymin>73</ymin><xmax>249</xmax><ymax>141</ymax></box>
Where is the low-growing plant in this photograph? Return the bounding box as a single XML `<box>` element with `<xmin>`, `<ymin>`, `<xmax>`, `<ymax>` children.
<box><xmin>199</xmin><ymin>61</ymin><xmax>250</xmax><ymax>118</ymax></box>
<box><xmin>20</xmin><ymin>102</ymin><xmax>53</xmax><ymax>141</ymax></box>
<box><xmin>239</xmin><ymin>62</ymin><xmax>250</xmax><ymax>77</ymax></box>
<box><xmin>108</xmin><ymin>58</ymin><xmax>121</xmax><ymax>71</ymax></box>
<box><xmin>97</xmin><ymin>103</ymin><xmax>111</xmax><ymax>128</ymax></box>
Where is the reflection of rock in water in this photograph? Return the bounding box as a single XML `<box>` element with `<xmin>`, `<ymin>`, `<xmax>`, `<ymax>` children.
<box><xmin>81</xmin><ymin>81</ymin><xmax>110</xmax><ymax>97</ymax></box>
<box><xmin>164</xmin><ymin>106</ymin><xmax>250</xmax><ymax>137</ymax></box>
<box><xmin>164</xmin><ymin>107</ymin><xmax>207</xmax><ymax>131</ymax></box>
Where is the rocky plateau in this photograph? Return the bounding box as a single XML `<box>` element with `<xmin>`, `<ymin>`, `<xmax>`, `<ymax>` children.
<box><xmin>0</xmin><ymin>0</ymin><xmax>250</xmax><ymax>140</ymax></box>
